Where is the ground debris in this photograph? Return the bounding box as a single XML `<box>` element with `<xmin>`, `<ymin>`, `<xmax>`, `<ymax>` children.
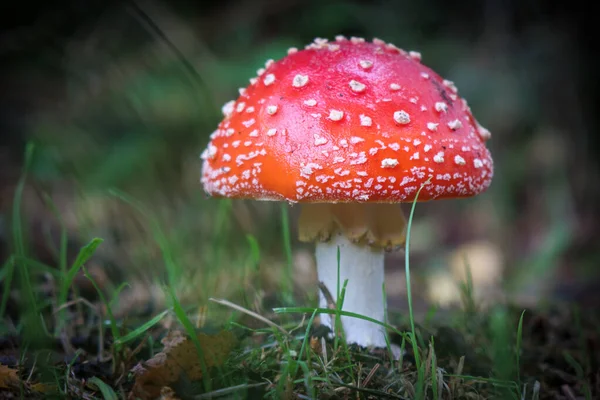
<box><xmin>0</xmin><ymin>365</ymin><xmax>19</xmax><ymax>390</ymax></box>
<box><xmin>130</xmin><ymin>329</ymin><xmax>237</xmax><ymax>399</ymax></box>
<box><xmin>0</xmin><ymin>364</ymin><xmax>54</xmax><ymax>398</ymax></box>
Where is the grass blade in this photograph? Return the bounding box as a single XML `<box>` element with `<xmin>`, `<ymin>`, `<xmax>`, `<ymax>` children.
<box><xmin>0</xmin><ymin>255</ymin><xmax>15</xmax><ymax>319</ymax></box>
<box><xmin>65</xmin><ymin>238</ymin><xmax>104</xmax><ymax>284</ymax></box>
<box><xmin>405</xmin><ymin>178</ymin><xmax>431</xmax><ymax>399</ymax></box>
<box><xmin>56</xmin><ymin>238</ymin><xmax>103</xmax><ymax>331</ymax></box>
<box><xmin>88</xmin><ymin>376</ymin><xmax>118</xmax><ymax>400</ymax></box>
<box><xmin>12</xmin><ymin>143</ymin><xmax>46</xmax><ymax>346</ymax></box>
<box><xmin>516</xmin><ymin>309</ymin><xmax>526</xmax><ymax>384</ymax></box>
<box><xmin>293</xmin><ymin>309</ymin><xmax>318</xmax><ymax>377</ymax></box>
<box><xmin>114</xmin><ymin>309</ymin><xmax>171</xmax><ymax>346</ymax></box>
<box><xmin>246</xmin><ymin>234</ymin><xmax>261</xmax><ymax>272</ymax></box>
<box><xmin>280</xmin><ymin>203</ymin><xmax>294</xmax><ymax>303</ymax></box>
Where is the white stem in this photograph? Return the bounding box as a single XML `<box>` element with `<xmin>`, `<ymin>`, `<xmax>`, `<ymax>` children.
<box><xmin>316</xmin><ymin>232</ymin><xmax>387</xmax><ymax>347</ymax></box>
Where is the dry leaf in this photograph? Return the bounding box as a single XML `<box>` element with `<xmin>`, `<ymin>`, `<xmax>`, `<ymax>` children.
<box><xmin>130</xmin><ymin>330</ymin><xmax>237</xmax><ymax>399</ymax></box>
<box><xmin>0</xmin><ymin>365</ymin><xmax>57</xmax><ymax>395</ymax></box>
<box><xmin>0</xmin><ymin>365</ymin><xmax>19</xmax><ymax>389</ymax></box>
<box><xmin>309</xmin><ymin>336</ymin><xmax>321</xmax><ymax>355</ymax></box>
<box><xmin>159</xmin><ymin>386</ymin><xmax>181</xmax><ymax>400</ymax></box>
<box><xmin>30</xmin><ymin>382</ymin><xmax>56</xmax><ymax>393</ymax></box>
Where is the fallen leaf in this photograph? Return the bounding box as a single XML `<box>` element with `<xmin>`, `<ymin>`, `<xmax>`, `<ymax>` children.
<box><xmin>130</xmin><ymin>330</ymin><xmax>237</xmax><ymax>399</ymax></box>
<box><xmin>0</xmin><ymin>364</ymin><xmax>19</xmax><ymax>389</ymax></box>
<box><xmin>30</xmin><ymin>382</ymin><xmax>56</xmax><ymax>394</ymax></box>
<box><xmin>309</xmin><ymin>336</ymin><xmax>321</xmax><ymax>355</ymax></box>
<box><xmin>159</xmin><ymin>386</ymin><xmax>181</xmax><ymax>400</ymax></box>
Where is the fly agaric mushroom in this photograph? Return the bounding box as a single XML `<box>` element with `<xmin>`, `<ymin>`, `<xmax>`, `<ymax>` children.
<box><xmin>201</xmin><ymin>36</ymin><xmax>493</xmax><ymax>348</ymax></box>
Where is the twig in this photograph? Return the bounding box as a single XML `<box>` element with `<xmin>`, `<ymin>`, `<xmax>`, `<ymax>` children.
<box><xmin>335</xmin><ymin>382</ymin><xmax>406</xmax><ymax>399</ymax></box>
<box><xmin>561</xmin><ymin>385</ymin><xmax>577</xmax><ymax>400</ymax></box>
<box><xmin>59</xmin><ymin>331</ymin><xmax>76</xmax><ymax>358</ymax></box>
<box><xmin>289</xmin><ymin>312</ymin><xmax>307</xmax><ymax>335</ymax></box>
<box><xmin>53</xmin><ymin>297</ymin><xmax>98</xmax><ymax>314</ymax></box>
<box><xmin>361</xmin><ymin>363</ymin><xmax>381</xmax><ymax>387</ymax></box>
<box><xmin>321</xmin><ymin>337</ymin><xmax>328</xmax><ymax>366</ymax></box>
<box><xmin>318</xmin><ymin>281</ymin><xmax>336</xmax><ymax>310</ymax></box>
<box><xmin>194</xmin><ymin>382</ymin><xmax>268</xmax><ymax>399</ymax></box>
<box><xmin>209</xmin><ymin>298</ymin><xmax>291</xmax><ymax>337</ymax></box>
<box><xmin>318</xmin><ymin>281</ymin><xmax>338</xmax><ymax>333</ymax></box>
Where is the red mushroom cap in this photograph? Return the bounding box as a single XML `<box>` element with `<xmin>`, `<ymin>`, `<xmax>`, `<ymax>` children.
<box><xmin>201</xmin><ymin>36</ymin><xmax>493</xmax><ymax>203</ymax></box>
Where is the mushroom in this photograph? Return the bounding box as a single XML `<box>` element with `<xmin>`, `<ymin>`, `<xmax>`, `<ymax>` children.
<box><xmin>201</xmin><ymin>36</ymin><xmax>493</xmax><ymax>348</ymax></box>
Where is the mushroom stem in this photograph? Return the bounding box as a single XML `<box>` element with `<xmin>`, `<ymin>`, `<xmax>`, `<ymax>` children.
<box><xmin>299</xmin><ymin>203</ymin><xmax>407</xmax><ymax>348</ymax></box>
<box><xmin>315</xmin><ymin>232</ymin><xmax>387</xmax><ymax>347</ymax></box>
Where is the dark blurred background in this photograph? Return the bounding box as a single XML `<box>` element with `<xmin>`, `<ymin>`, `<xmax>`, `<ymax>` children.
<box><xmin>1</xmin><ymin>0</ymin><xmax>598</xmax><ymax>316</ymax></box>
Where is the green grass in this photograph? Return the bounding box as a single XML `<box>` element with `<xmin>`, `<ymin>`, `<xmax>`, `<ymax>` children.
<box><xmin>1</xmin><ymin>149</ymin><xmax>598</xmax><ymax>399</ymax></box>
<box><xmin>0</xmin><ymin>3</ymin><xmax>594</xmax><ymax>398</ymax></box>
<box><xmin>88</xmin><ymin>376</ymin><xmax>119</xmax><ymax>400</ymax></box>
<box><xmin>404</xmin><ymin>178</ymin><xmax>430</xmax><ymax>399</ymax></box>
<box><xmin>11</xmin><ymin>143</ymin><xmax>47</xmax><ymax>349</ymax></box>
<box><xmin>0</xmin><ymin>255</ymin><xmax>15</xmax><ymax>321</ymax></box>
<box><xmin>56</xmin><ymin>238</ymin><xmax>104</xmax><ymax>332</ymax></box>
<box><xmin>280</xmin><ymin>203</ymin><xmax>295</xmax><ymax>304</ymax></box>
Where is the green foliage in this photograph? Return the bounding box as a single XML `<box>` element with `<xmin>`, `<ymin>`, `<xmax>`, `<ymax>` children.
<box><xmin>1</xmin><ymin>2</ymin><xmax>596</xmax><ymax>398</ymax></box>
<box><xmin>88</xmin><ymin>377</ymin><xmax>119</xmax><ymax>400</ymax></box>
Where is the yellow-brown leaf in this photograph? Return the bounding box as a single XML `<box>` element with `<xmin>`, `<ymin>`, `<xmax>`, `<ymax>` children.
<box><xmin>130</xmin><ymin>330</ymin><xmax>236</xmax><ymax>399</ymax></box>
<box><xmin>0</xmin><ymin>365</ymin><xmax>19</xmax><ymax>389</ymax></box>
